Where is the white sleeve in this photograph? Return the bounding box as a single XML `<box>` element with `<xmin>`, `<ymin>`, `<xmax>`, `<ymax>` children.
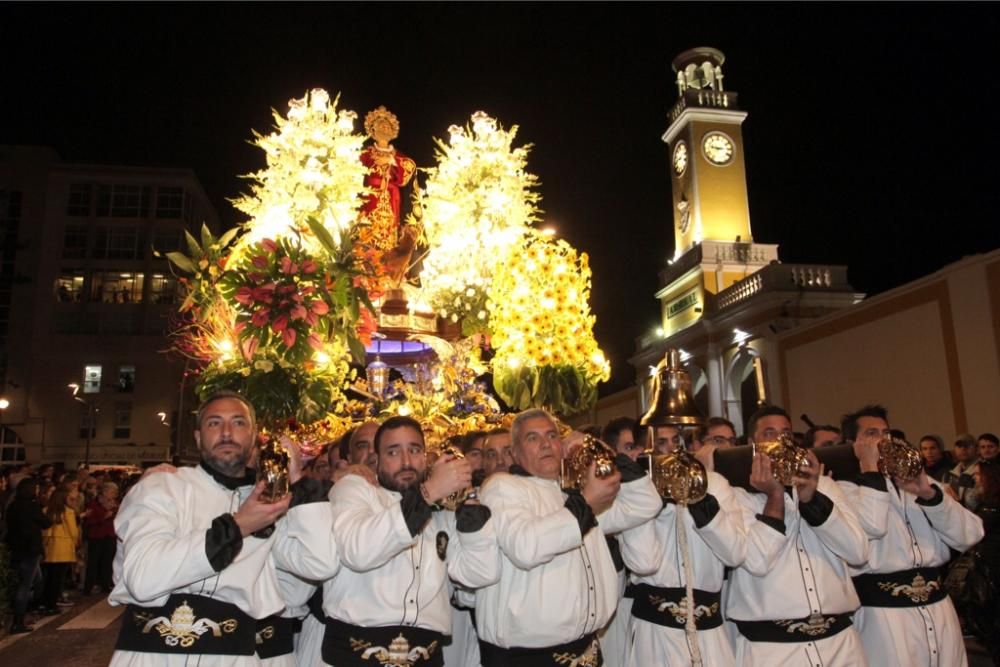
<box><xmin>619</xmin><ymin>512</ymin><xmax>664</xmax><ymax>576</ymax></box>
<box><xmin>448</xmin><ymin>515</ymin><xmax>501</xmax><ymax>589</ymax></box>
<box><xmin>837</xmin><ymin>478</ymin><xmax>890</xmax><ymax>539</ymax></box>
<box><xmin>597</xmin><ymin>475</ymin><xmax>663</xmax><ymax>535</ymax></box>
<box><xmin>272</xmin><ymin>501</ymin><xmax>340</xmax><ymax>581</ymax></box>
<box><xmin>919</xmin><ymin>481</ymin><xmax>985</xmax><ymax>551</ymax></box>
<box><xmin>331</xmin><ymin>477</ymin><xmax>415</xmax><ymax>572</ymax></box>
<box><xmin>732</xmin><ymin>486</ymin><xmax>787</xmax><ymax>577</ymax></box>
<box><xmin>695</xmin><ymin>474</ymin><xmax>748</xmax><ymax>568</ymax></box>
<box><xmin>807</xmin><ymin>476</ymin><xmax>870</xmax><ymax>567</ymax></box>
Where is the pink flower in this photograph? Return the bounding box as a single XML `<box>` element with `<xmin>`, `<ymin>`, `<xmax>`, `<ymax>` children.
<box><xmin>234</xmin><ymin>287</ymin><xmax>253</xmax><ymax>305</ymax></box>
<box><xmin>251</xmin><ymin>255</ymin><xmax>268</xmax><ymax>269</ymax></box>
<box><xmin>311</xmin><ymin>300</ymin><xmax>330</xmax><ymax>315</ymax></box>
<box><xmin>290</xmin><ymin>305</ymin><xmax>307</xmax><ymax>321</ymax></box>
<box><xmin>307</xmin><ymin>333</ymin><xmax>324</xmax><ymax>350</ymax></box>
<box><xmin>282</xmin><ymin>328</ymin><xmax>297</xmax><ymax>348</ymax></box>
<box><xmin>305</xmin><ymin>311</ymin><xmax>318</xmax><ymax>327</ymax></box>
<box><xmin>301</xmin><ymin>259</ymin><xmax>319</xmax><ymax>274</ymax></box>
<box><xmin>252</xmin><ymin>285</ymin><xmax>275</xmax><ymax>303</ymax></box>
<box><xmin>241</xmin><ymin>336</ymin><xmax>259</xmax><ymax>360</ymax></box>
<box><xmin>272</xmin><ymin>313</ymin><xmax>289</xmax><ymax>333</ymax></box>
<box><xmin>279</xmin><ymin>256</ymin><xmax>299</xmax><ymax>275</ymax></box>
<box><xmin>260</xmin><ymin>238</ymin><xmax>278</xmax><ymax>254</ymax></box>
<box><xmin>247</xmin><ymin>272</ymin><xmax>265</xmax><ymax>283</ymax></box>
<box><xmin>251</xmin><ymin>308</ymin><xmax>270</xmax><ymax>328</ymax></box>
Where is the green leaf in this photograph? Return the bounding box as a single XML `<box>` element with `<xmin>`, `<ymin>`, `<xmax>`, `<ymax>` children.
<box><xmin>306</xmin><ymin>216</ymin><xmax>338</xmax><ymax>255</ymax></box>
<box><xmin>347</xmin><ymin>335</ymin><xmax>366</xmax><ymax>365</ymax></box>
<box><xmin>184</xmin><ymin>231</ymin><xmax>202</xmax><ymax>259</ymax></box>
<box><xmin>218</xmin><ymin>227</ymin><xmax>239</xmax><ymax>250</ymax></box>
<box><xmin>200</xmin><ymin>223</ymin><xmax>214</xmax><ymax>251</ymax></box>
<box><xmin>166</xmin><ymin>252</ymin><xmax>197</xmax><ymax>274</ymax></box>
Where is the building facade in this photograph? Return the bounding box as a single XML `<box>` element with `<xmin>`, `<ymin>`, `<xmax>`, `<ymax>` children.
<box><xmin>0</xmin><ymin>146</ymin><xmax>219</xmax><ymax>466</ymax></box>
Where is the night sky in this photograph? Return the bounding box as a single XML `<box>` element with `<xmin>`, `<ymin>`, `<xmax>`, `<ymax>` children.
<box><xmin>4</xmin><ymin>5</ymin><xmax>999</xmax><ymax>394</ymax></box>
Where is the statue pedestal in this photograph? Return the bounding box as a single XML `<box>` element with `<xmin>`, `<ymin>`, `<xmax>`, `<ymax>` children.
<box><xmin>376</xmin><ymin>289</ymin><xmax>440</xmax><ymax>339</ymax></box>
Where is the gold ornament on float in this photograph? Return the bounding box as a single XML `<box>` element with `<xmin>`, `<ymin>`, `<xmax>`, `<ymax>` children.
<box><xmin>877</xmin><ymin>435</ymin><xmax>923</xmax><ymax>482</ymax></box>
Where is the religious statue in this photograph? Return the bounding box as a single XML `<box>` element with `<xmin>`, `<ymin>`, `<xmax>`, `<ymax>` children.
<box><xmin>358</xmin><ymin>106</ymin><xmax>418</xmax><ymax>289</ymax></box>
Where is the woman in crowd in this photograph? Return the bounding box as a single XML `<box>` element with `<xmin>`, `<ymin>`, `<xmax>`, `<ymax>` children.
<box><xmin>40</xmin><ymin>485</ymin><xmax>80</xmax><ymax>614</ymax></box>
<box><xmin>82</xmin><ymin>481</ymin><xmax>118</xmax><ymax>594</ymax></box>
<box><xmin>4</xmin><ymin>477</ymin><xmax>51</xmax><ymax>634</ymax></box>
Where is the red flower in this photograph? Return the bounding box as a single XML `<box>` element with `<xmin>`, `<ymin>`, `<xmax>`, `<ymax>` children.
<box><xmin>251</xmin><ymin>308</ymin><xmax>270</xmax><ymax>327</ymax></box>
<box><xmin>234</xmin><ymin>287</ymin><xmax>253</xmax><ymax>305</ymax></box>
<box><xmin>290</xmin><ymin>304</ymin><xmax>307</xmax><ymax>321</ymax></box>
<box><xmin>241</xmin><ymin>336</ymin><xmax>259</xmax><ymax>360</ymax></box>
<box><xmin>301</xmin><ymin>259</ymin><xmax>319</xmax><ymax>274</ymax></box>
<box><xmin>310</xmin><ymin>300</ymin><xmax>330</xmax><ymax>315</ymax></box>
<box><xmin>252</xmin><ymin>285</ymin><xmax>276</xmax><ymax>303</ymax></box>
<box><xmin>307</xmin><ymin>333</ymin><xmax>324</xmax><ymax>350</ymax></box>
<box><xmin>279</xmin><ymin>256</ymin><xmax>298</xmax><ymax>275</ymax></box>
<box><xmin>251</xmin><ymin>255</ymin><xmax>269</xmax><ymax>269</ymax></box>
<box><xmin>305</xmin><ymin>311</ymin><xmax>318</xmax><ymax>327</ymax></box>
<box><xmin>282</xmin><ymin>327</ymin><xmax>297</xmax><ymax>348</ymax></box>
<box><xmin>272</xmin><ymin>313</ymin><xmax>289</xmax><ymax>333</ymax></box>
<box><xmin>217</xmin><ymin>256</ymin><xmax>228</xmax><ymax>269</ymax></box>
<box><xmin>260</xmin><ymin>238</ymin><xmax>278</xmax><ymax>254</ymax></box>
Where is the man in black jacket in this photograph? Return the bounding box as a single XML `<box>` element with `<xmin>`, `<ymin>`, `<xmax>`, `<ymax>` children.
<box><xmin>4</xmin><ymin>477</ymin><xmax>51</xmax><ymax>634</ymax></box>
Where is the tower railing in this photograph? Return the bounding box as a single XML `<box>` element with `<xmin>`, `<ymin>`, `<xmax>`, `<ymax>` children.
<box><xmin>714</xmin><ymin>263</ymin><xmax>851</xmax><ymax>311</ymax></box>
<box><xmin>669</xmin><ymin>90</ymin><xmax>740</xmax><ymax>124</ymax></box>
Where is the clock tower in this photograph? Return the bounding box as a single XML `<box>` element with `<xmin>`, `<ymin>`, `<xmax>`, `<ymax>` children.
<box><xmin>657</xmin><ymin>47</ymin><xmax>778</xmax><ymax>337</ymax></box>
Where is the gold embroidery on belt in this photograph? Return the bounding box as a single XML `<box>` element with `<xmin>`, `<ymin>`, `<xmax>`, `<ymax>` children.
<box><xmin>553</xmin><ymin>637</ymin><xmax>600</xmax><ymax>666</ymax></box>
<box><xmin>255</xmin><ymin>624</ymin><xmax>275</xmax><ymax>645</ymax></box>
<box><xmin>648</xmin><ymin>594</ymin><xmax>719</xmax><ymax>625</ymax></box>
<box><xmin>877</xmin><ymin>573</ymin><xmax>941</xmax><ymax>604</ymax></box>
<box><xmin>136</xmin><ymin>600</ymin><xmax>238</xmax><ymax>648</ymax></box>
<box><xmin>776</xmin><ymin>613</ymin><xmax>836</xmax><ymax>636</ymax></box>
<box><xmin>350</xmin><ymin>633</ymin><xmax>439</xmax><ymax>665</ymax></box>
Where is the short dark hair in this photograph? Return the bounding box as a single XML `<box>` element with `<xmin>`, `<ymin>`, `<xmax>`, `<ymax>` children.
<box><xmin>746</xmin><ymin>405</ymin><xmax>791</xmax><ymax>440</ymax></box>
<box><xmin>196</xmin><ymin>390</ymin><xmax>257</xmax><ymax>429</ymax></box>
<box><xmin>979</xmin><ymin>432</ymin><xmax>1000</xmax><ymax>447</ymax></box>
<box><xmin>696</xmin><ymin>417</ymin><xmax>736</xmax><ymax>443</ymax></box>
<box><xmin>804</xmin><ymin>425</ymin><xmax>841</xmax><ymax>448</ymax></box>
<box><xmin>602</xmin><ymin>417</ymin><xmax>637</xmax><ymax>448</ymax></box>
<box><xmin>577</xmin><ymin>424</ymin><xmax>603</xmax><ymax>439</ymax></box>
<box><xmin>840</xmin><ymin>404</ymin><xmax>889</xmax><ymax>442</ymax></box>
<box><xmin>461</xmin><ymin>430</ymin><xmax>487</xmax><ymax>454</ymax></box>
<box><xmin>374</xmin><ymin>416</ymin><xmax>424</xmax><ymax>453</ymax></box>
<box><xmin>335</xmin><ymin>428</ymin><xmax>355</xmax><ymax>462</ymax></box>
<box><xmin>919</xmin><ymin>434</ymin><xmax>945</xmax><ymax>451</ymax></box>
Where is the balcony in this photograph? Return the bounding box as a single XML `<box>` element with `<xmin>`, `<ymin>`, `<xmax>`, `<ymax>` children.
<box><xmin>714</xmin><ymin>263</ymin><xmax>852</xmax><ymax>311</ymax></box>
<box><xmin>669</xmin><ymin>89</ymin><xmax>740</xmax><ymax>125</ymax></box>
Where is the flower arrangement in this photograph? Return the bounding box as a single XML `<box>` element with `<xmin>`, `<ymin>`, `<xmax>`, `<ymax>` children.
<box><xmin>418</xmin><ymin>111</ymin><xmax>540</xmax><ymax>334</ymax></box>
<box><xmin>488</xmin><ymin>232</ymin><xmax>610</xmax><ymax>416</ymax></box>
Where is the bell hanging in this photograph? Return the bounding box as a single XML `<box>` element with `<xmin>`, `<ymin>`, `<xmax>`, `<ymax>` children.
<box><xmin>641</xmin><ymin>349</ymin><xmax>704</xmax><ymax>428</ymax></box>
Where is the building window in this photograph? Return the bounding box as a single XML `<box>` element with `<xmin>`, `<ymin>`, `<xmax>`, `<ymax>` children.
<box><xmin>54</xmin><ymin>270</ymin><xmax>86</xmax><ymax>302</ymax></box>
<box><xmin>62</xmin><ymin>224</ymin><xmax>88</xmax><ymax>259</ymax></box>
<box><xmin>83</xmin><ymin>365</ymin><xmax>102</xmax><ymax>394</ymax></box>
<box><xmin>91</xmin><ymin>271</ymin><xmax>144</xmax><ymax>303</ymax></box>
<box><xmin>0</xmin><ymin>444</ymin><xmax>27</xmax><ymax>462</ymax></box>
<box><xmin>95</xmin><ymin>184</ymin><xmax>151</xmax><ymax>218</ymax></box>
<box><xmin>113</xmin><ymin>402</ymin><xmax>131</xmax><ymax>439</ymax></box>
<box><xmin>93</xmin><ymin>225</ymin><xmax>144</xmax><ymax>260</ymax></box>
<box><xmin>149</xmin><ymin>273</ymin><xmax>179</xmax><ymax>305</ymax></box>
<box><xmin>78</xmin><ymin>404</ymin><xmax>96</xmax><ymax>439</ymax></box>
<box><xmin>118</xmin><ymin>365</ymin><xmax>136</xmax><ymax>393</ymax></box>
<box><xmin>156</xmin><ymin>187</ymin><xmax>185</xmax><ymax>219</ymax></box>
<box><xmin>67</xmin><ymin>184</ymin><xmax>92</xmax><ymax>216</ymax></box>
<box><xmin>153</xmin><ymin>228</ymin><xmax>183</xmax><ymax>254</ymax></box>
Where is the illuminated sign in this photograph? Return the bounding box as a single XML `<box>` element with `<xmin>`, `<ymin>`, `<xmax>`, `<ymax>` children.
<box><xmin>667</xmin><ymin>290</ymin><xmax>699</xmax><ymax>318</ymax></box>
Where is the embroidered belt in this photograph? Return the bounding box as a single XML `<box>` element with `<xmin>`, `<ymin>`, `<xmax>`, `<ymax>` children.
<box><xmin>480</xmin><ymin>633</ymin><xmax>602</xmax><ymax>667</ymax></box>
<box><xmin>735</xmin><ymin>613</ymin><xmax>852</xmax><ymax>643</ymax></box>
<box><xmin>630</xmin><ymin>584</ymin><xmax>723</xmax><ymax>631</ymax></box>
<box><xmin>853</xmin><ymin>567</ymin><xmax>947</xmax><ymax>607</ymax></box>
<box><xmin>255</xmin><ymin>614</ymin><xmax>297</xmax><ymax>659</ymax></box>
<box><xmin>322</xmin><ymin>617</ymin><xmax>444</xmax><ymax>666</ymax></box>
<box><xmin>115</xmin><ymin>594</ymin><xmax>255</xmax><ymax>655</ymax></box>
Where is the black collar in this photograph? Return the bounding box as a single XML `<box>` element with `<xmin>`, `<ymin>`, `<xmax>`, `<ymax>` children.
<box><xmin>509</xmin><ymin>464</ymin><xmax>532</xmax><ymax>477</ymax></box>
<box><xmin>200</xmin><ymin>461</ymin><xmax>256</xmax><ymax>490</ymax></box>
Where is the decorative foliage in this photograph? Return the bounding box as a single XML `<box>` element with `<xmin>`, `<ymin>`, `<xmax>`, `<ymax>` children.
<box><xmin>488</xmin><ymin>233</ymin><xmax>610</xmax><ymax>415</ymax></box>
<box><xmin>418</xmin><ymin>111</ymin><xmax>541</xmax><ymax>334</ymax></box>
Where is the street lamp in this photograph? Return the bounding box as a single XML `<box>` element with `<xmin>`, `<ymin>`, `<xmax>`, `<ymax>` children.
<box><xmin>68</xmin><ymin>383</ymin><xmax>96</xmax><ymax>469</ymax></box>
<box><xmin>0</xmin><ymin>397</ymin><xmax>8</xmax><ymax>446</ymax></box>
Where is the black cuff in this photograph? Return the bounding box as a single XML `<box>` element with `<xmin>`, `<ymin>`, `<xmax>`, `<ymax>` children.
<box><xmin>916</xmin><ymin>485</ymin><xmax>944</xmax><ymax>507</ymax></box>
<box><xmin>455</xmin><ymin>503</ymin><xmax>491</xmax><ymax>533</ymax></box>
<box><xmin>688</xmin><ymin>493</ymin><xmax>721</xmax><ymax>529</ymax></box>
<box><xmin>564</xmin><ymin>489</ymin><xmax>598</xmax><ymax>537</ymax></box>
<box><xmin>289</xmin><ymin>477</ymin><xmax>328</xmax><ymax>508</ymax></box>
<box><xmin>205</xmin><ymin>513</ymin><xmax>243</xmax><ymax>571</ymax></box>
<box><xmin>856</xmin><ymin>472</ymin><xmax>888</xmax><ymax>492</ymax></box>
<box><xmin>400</xmin><ymin>486</ymin><xmax>433</xmax><ymax>537</ymax></box>
<box><xmin>615</xmin><ymin>454</ymin><xmax>646</xmax><ymax>483</ymax></box>
<box><xmin>799</xmin><ymin>490</ymin><xmax>834</xmax><ymax>526</ymax></box>
<box><xmin>755</xmin><ymin>513</ymin><xmax>786</xmax><ymax>535</ymax></box>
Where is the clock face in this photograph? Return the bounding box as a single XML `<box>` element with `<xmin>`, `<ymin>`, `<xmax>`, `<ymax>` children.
<box><xmin>673</xmin><ymin>141</ymin><xmax>688</xmax><ymax>176</ymax></box>
<box><xmin>702</xmin><ymin>132</ymin><xmax>734</xmax><ymax>165</ymax></box>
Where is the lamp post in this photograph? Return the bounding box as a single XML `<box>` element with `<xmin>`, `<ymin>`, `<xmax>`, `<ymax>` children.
<box><xmin>0</xmin><ymin>397</ymin><xmax>9</xmax><ymax>446</ymax></box>
<box><xmin>68</xmin><ymin>383</ymin><xmax>95</xmax><ymax>469</ymax></box>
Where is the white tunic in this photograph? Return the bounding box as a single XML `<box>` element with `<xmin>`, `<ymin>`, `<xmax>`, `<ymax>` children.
<box><xmin>619</xmin><ymin>472</ymin><xmax>747</xmax><ymax>667</ymax></box>
<box><xmin>727</xmin><ymin>475</ymin><xmax>870</xmax><ymax>667</ymax></box>
<box><xmin>475</xmin><ymin>471</ymin><xmax>662</xmax><ymax>649</ymax></box>
<box><xmin>321</xmin><ymin>475</ymin><xmax>498</xmax><ymax>665</ymax></box>
<box><xmin>840</xmin><ymin>476</ymin><xmax>985</xmax><ymax>667</ymax></box>
<box><xmin>109</xmin><ymin>466</ymin><xmax>328</xmax><ymax>667</ymax></box>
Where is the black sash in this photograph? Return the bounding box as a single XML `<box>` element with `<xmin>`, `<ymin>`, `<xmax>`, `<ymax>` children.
<box><xmin>480</xmin><ymin>633</ymin><xmax>602</xmax><ymax>667</ymax></box>
<box><xmin>308</xmin><ymin>586</ymin><xmax>328</xmax><ymax>623</ymax></box>
<box><xmin>853</xmin><ymin>567</ymin><xmax>947</xmax><ymax>608</ymax></box>
<box><xmin>735</xmin><ymin>613</ymin><xmax>853</xmax><ymax>643</ymax></box>
<box><xmin>115</xmin><ymin>594</ymin><xmax>256</xmax><ymax>655</ymax></box>
<box><xmin>322</xmin><ymin>617</ymin><xmax>444</xmax><ymax>667</ymax></box>
<box><xmin>255</xmin><ymin>615</ymin><xmax>297</xmax><ymax>659</ymax></box>
<box><xmin>630</xmin><ymin>583</ymin><xmax>723</xmax><ymax>631</ymax></box>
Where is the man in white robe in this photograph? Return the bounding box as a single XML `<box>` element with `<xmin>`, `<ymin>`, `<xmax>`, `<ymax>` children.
<box><xmin>726</xmin><ymin>405</ymin><xmax>871</xmax><ymax>667</ymax></box>
<box><xmin>839</xmin><ymin>404</ymin><xmax>984</xmax><ymax>667</ymax></box>
<box><xmin>319</xmin><ymin>415</ymin><xmax>499</xmax><ymax>667</ymax></box>
<box><xmin>109</xmin><ymin>391</ymin><xmax>334</xmax><ymax>667</ymax></box>
<box><xmin>475</xmin><ymin>408</ymin><xmax>662</xmax><ymax>667</ymax></box>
